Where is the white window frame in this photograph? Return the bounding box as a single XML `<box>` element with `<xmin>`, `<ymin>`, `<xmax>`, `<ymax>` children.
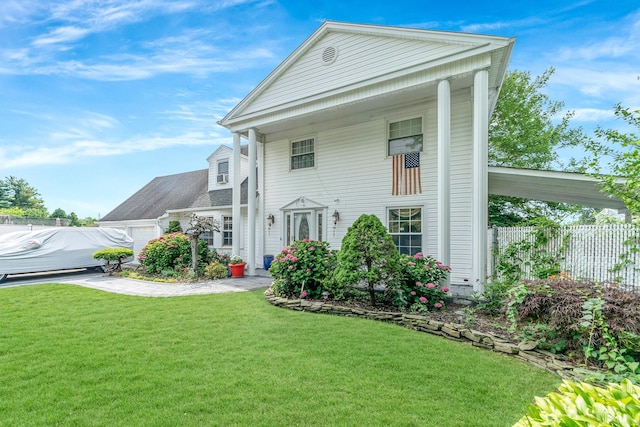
<box><xmin>386</xmin><ymin>205</ymin><xmax>425</xmax><ymax>256</ymax></box>
<box><xmin>290</xmin><ymin>137</ymin><xmax>316</xmax><ymax>170</ymax></box>
<box><xmin>387</xmin><ymin>116</ymin><xmax>424</xmax><ymax>157</ymax></box>
<box><xmin>282</xmin><ymin>208</ymin><xmax>325</xmax><ymax>246</ymax></box>
<box><xmin>217</xmin><ymin>159</ymin><xmax>229</xmax><ymax>175</ymax></box>
<box><xmin>222</xmin><ymin>215</ymin><xmax>232</xmax><ymax>246</ymax></box>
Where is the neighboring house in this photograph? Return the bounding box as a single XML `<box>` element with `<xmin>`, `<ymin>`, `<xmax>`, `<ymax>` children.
<box><xmin>218</xmin><ymin>21</ymin><xmax>516</xmax><ymax>292</ymax></box>
<box><xmin>98</xmin><ymin>145</ymin><xmax>249</xmax><ymax>259</ymax></box>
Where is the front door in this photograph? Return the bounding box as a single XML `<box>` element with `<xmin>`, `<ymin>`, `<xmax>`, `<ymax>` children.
<box><xmin>285</xmin><ymin>210</ymin><xmax>320</xmax><ymax>245</ymax></box>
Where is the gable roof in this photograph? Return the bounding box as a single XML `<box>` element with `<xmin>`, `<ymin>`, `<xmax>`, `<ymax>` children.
<box><xmin>100</xmin><ymin>170</ymin><xmax>248</xmax><ymax>222</ymax></box>
<box><xmin>219</xmin><ymin>21</ymin><xmax>514</xmax><ymax>135</ymax></box>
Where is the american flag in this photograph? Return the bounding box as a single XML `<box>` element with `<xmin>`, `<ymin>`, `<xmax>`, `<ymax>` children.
<box><xmin>392</xmin><ymin>152</ymin><xmax>422</xmax><ymax>195</ymax></box>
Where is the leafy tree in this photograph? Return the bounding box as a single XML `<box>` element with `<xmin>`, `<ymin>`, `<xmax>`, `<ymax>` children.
<box><xmin>489</xmin><ymin>68</ymin><xmax>590</xmax><ymax>225</ymax></box>
<box><xmin>4</xmin><ymin>176</ymin><xmax>46</xmax><ymax>210</ymax></box>
<box><xmin>335</xmin><ymin>214</ymin><xmax>400</xmax><ymax>305</ymax></box>
<box><xmin>0</xmin><ymin>180</ymin><xmax>11</xmax><ymax>209</ymax></box>
<box><xmin>184</xmin><ymin>213</ymin><xmax>219</xmax><ymax>272</ymax></box>
<box><xmin>49</xmin><ymin>208</ymin><xmax>68</xmax><ymax>219</ymax></box>
<box><xmin>165</xmin><ymin>220</ymin><xmax>183</xmax><ymax>233</ymax></box>
<box><xmin>590</xmin><ymin>104</ymin><xmax>640</xmax><ymax>218</ymax></box>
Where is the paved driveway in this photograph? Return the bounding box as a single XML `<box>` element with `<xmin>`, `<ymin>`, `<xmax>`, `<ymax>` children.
<box><xmin>0</xmin><ymin>269</ymin><xmax>273</xmax><ymax>297</ymax></box>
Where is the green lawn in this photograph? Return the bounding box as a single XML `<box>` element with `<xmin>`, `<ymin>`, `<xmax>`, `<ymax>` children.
<box><xmin>0</xmin><ymin>285</ymin><xmax>559</xmax><ymax>426</ymax></box>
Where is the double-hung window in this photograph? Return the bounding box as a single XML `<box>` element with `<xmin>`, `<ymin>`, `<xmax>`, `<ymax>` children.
<box><xmin>388</xmin><ymin>117</ymin><xmax>423</xmax><ymax>156</ymax></box>
<box><xmin>222</xmin><ymin>216</ymin><xmax>232</xmax><ymax>246</ymax></box>
<box><xmin>198</xmin><ymin>217</ymin><xmax>215</xmax><ymax>246</ymax></box>
<box><xmin>388</xmin><ymin>207</ymin><xmax>422</xmax><ymax>256</ymax></box>
<box><xmin>291</xmin><ymin>138</ymin><xmax>314</xmax><ymax>170</ymax></box>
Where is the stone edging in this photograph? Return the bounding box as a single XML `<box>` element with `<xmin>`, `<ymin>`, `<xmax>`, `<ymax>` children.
<box><xmin>264</xmin><ymin>289</ymin><xmax>583</xmax><ymax>381</ymax></box>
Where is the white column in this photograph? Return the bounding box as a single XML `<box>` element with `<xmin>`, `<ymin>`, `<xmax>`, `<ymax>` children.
<box><xmin>247</xmin><ymin>128</ymin><xmax>257</xmax><ymax>275</ymax></box>
<box><xmin>257</xmin><ymin>137</ymin><xmax>265</xmax><ymax>265</ymax></box>
<box><xmin>472</xmin><ymin>69</ymin><xmax>489</xmax><ymax>292</ymax></box>
<box><xmin>232</xmin><ymin>132</ymin><xmax>241</xmax><ymax>257</ymax></box>
<box><xmin>437</xmin><ymin>79</ymin><xmax>451</xmax><ymax>275</ymax></box>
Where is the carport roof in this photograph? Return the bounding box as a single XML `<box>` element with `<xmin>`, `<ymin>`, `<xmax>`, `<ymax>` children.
<box><xmin>488</xmin><ymin>166</ymin><xmax>627</xmax><ymax>210</ymax></box>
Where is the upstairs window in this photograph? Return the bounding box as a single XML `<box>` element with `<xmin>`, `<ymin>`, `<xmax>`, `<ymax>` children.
<box><xmin>217</xmin><ymin>160</ymin><xmax>229</xmax><ymax>184</ymax></box>
<box><xmin>291</xmin><ymin>138</ymin><xmax>315</xmax><ymax>170</ymax></box>
<box><xmin>388</xmin><ymin>117</ymin><xmax>423</xmax><ymax>156</ymax></box>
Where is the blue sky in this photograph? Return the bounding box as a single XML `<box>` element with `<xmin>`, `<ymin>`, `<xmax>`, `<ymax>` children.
<box><xmin>0</xmin><ymin>0</ymin><xmax>638</xmax><ymax>219</ymax></box>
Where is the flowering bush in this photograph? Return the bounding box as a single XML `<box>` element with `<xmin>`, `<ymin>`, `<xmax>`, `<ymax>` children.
<box><xmin>390</xmin><ymin>252</ymin><xmax>451</xmax><ymax>312</ymax></box>
<box><xmin>269</xmin><ymin>239</ymin><xmax>335</xmax><ymax>299</ymax></box>
<box><xmin>137</xmin><ymin>233</ymin><xmax>211</xmax><ymax>275</ymax></box>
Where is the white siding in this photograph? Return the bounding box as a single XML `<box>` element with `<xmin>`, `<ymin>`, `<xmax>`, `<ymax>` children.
<box><xmin>207</xmin><ymin>146</ymin><xmax>248</xmax><ymax>191</ymax></box>
<box><xmin>262</xmin><ymin>90</ymin><xmax>474</xmax><ymax>284</ymax></box>
<box><xmin>243</xmin><ymin>32</ymin><xmax>477</xmax><ymax>115</ymax></box>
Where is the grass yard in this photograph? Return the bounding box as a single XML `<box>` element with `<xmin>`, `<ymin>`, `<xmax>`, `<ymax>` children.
<box><xmin>0</xmin><ymin>285</ymin><xmax>559</xmax><ymax>426</ymax></box>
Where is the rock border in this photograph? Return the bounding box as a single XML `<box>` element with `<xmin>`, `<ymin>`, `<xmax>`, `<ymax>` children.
<box><xmin>264</xmin><ymin>289</ymin><xmax>583</xmax><ymax>381</ymax></box>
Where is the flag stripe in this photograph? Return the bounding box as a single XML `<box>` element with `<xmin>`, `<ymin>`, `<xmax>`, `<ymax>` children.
<box><xmin>392</xmin><ymin>153</ymin><xmax>421</xmax><ymax>195</ymax></box>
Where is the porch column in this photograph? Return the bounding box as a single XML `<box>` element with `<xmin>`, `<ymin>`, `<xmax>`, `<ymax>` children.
<box><xmin>472</xmin><ymin>69</ymin><xmax>489</xmax><ymax>292</ymax></box>
<box><xmin>247</xmin><ymin>128</ymin><xmax>257</xmax><ymax>275</ymax></box>
<box><xmin>232</xmin><ymin>132</ymin><xmax>241</xmax><ymax>257</ymax></box>
<box><xmin>437</xmin><ymin>79</ymin><xmax>451</xmax><ymax>274</ymax></box>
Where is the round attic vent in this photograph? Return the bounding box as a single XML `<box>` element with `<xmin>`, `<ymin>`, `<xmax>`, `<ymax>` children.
<box><xmin>321</xmin><ymin>46</ymin><xmax>338</xmax><ymax>65</ymax></box>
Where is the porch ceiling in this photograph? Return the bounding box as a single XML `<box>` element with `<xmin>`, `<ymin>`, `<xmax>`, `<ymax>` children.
<box><xmin>488</xmin><ymin>166</ymin><xmax>627</xmax><ymax>210</ymax></box>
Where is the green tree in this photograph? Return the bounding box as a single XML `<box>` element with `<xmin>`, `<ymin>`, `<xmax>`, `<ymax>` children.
<box><xmin>49</xmin><ymin>208</ymin><xmax>68</xmax><ymax>219</ymax></box>
<box><xmin>489</xmin><ymin>68</ymin><xmax>590</xmax><ymax>225</ymax></box>
<box><xmin>4</xmin><ymin>176</ymin><xmax>46</xmax><ymax>210</ymax></box>
<box><xmin>0</xmin><ymin>180</ymin><xmax>11</xmax><ymax>209</ymax></box>
<box><xmin>591</xmin><ymin>104</ymin><xmax>640</xmax><ymax>218</ymax></box>
<box><xmin>335</xmin><ymin>214</ymin><xmax>400</xmax><ymax>305</ymax></box>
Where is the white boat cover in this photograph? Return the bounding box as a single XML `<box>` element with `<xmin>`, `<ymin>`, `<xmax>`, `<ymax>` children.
<box><xmin>0</xmin><ymin>227</ymin><xmax>133</xmax><ymax>276</ymax></box>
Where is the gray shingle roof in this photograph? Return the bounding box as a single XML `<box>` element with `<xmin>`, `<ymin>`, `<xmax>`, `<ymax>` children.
<box><xmin>100</xmin><ymin>169</ymin><xmax>248</xmax><ymax>222</ymax></box>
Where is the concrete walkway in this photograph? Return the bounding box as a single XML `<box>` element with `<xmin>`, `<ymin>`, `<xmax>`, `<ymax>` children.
<box><xmin>0</xmin><ymin>271</ymin><xmax>273</xmax><ymax>297</ymax></box>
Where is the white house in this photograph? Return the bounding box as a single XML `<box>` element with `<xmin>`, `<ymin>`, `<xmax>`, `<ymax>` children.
<box><xmin>219</xmin><ymin>21</ymin><xmax>516</xmax><ymax>292</ymax></box>
<box><xmin>98</xmin><ymin>145</ymin><xmax>251</xmax><ymax>259</ymax></box>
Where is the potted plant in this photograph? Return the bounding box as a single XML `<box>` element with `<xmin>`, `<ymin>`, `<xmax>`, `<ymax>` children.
<box><xmin>228</xmin><ymin>255</ymin><xmax>246</xmax><ymax>278</ymax></box>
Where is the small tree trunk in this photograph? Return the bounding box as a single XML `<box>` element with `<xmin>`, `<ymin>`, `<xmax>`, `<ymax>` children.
<box><xmin>368</xmin><ymin>280</ymin><xmax>376</xmax><ymax>305</ymax></box>
<box><xmin>190</xmin><ymin>236</ymin><xmax>198</xmax><ymax>272</ymax></box>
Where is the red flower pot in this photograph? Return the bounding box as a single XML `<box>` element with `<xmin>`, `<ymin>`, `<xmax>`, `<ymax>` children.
<box><xmin>229</xmin><ymin>262</ymin><xmax>246</xmax><ymax>278</ymax></box>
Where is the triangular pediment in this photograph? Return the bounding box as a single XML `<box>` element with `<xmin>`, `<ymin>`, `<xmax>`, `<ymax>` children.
<box><xmin>280</xmin><ymin>196</ymin><xmax>326</xmax><ymax>210</ymax></box>
<box><xmin>220</xmin><ymin>21</ymin><xmax>514</xmax><ymax>132</ymax></box>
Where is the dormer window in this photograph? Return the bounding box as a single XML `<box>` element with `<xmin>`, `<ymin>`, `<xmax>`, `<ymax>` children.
<box><xmin>217</xmin><ymin>160</ymin><xmax>229</xmax><ymax>184</ymax></box>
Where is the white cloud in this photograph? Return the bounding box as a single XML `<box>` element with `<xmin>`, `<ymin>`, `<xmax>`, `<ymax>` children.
<box><xmin>569</xmin><ymin>108</ymin><xmax>616</xmax><ymax>122</ymax></box>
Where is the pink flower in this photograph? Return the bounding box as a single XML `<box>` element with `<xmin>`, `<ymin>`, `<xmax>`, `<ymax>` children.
<box><xmin>301</xmin><ymin>291</ymin><xmax>308</xmax><ymax>298</ymax></box>
<box><xmin>407</xmin><ymin>261</ymin><xmax>416</xmax><ymax>266</ymax></box>
<box><xmin>434</xmin><ymin>303</ymin><xmax>442</xmax><ymax>309</ymax></box>
<box><xmin>440</xmin><ymin>287</ymin><xmax>449</xmax><ymax>292</ymax></box>
<box><xmin>419</xmin><ymin>296</ymin><xmax>427</xmax><ymax>303</ymax></box>
<box><xmin>414</xmin><ymin>252</ymin><xmax>424</xmax><ymax>259</ymax></box>
<box><xmin>426</xmin><ymin>283</ymin><xmax>436</xmax><ymax>289</ymax></box>
<box><xmin>306</xmin><ymin>268</ymin><xmax>311</xmax><ymax>273</ymax></box>
<box><xmin>410</xmin><ymin>291</ymin><xmax>416</xmax><ymax>296</ymax></box>
<box><xmin>288</xmin><ymin>265</ymin><xmax>293</xmax><ymax>270</ymax></box>
<box><xmin>416</xmin><ymin>281</ymin><xmax>423</xmax><ymax>287</ymax></box>
<box><xmin>424</xmin><ymin>265</ymin><xmax>430</xmax><ymax>270</ymax></box>
<box><xmin>309</xmin><ymin>246</ymin><xmax>315</xmax><ymax>250</ymax></box>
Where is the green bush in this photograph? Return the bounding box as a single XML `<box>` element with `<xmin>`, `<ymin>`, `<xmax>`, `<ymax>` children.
<box><xmin>474</xmin><ymin>280</ymin><xmax>513</xmax><ymax>316</ymax></box>
<box><xmin>335</xmin><ymin>214</ymin><xmax>400</xmax><ymax>305</ymax></box>
<box><xmin>269</xmin><ymin>239</ymin><xmax>335</xmax><ymax>299</ymax></box>
<box><xmin>204</xmin><ymin>261</ymin><xmax>229</xmax><ymax>280</ymax></box>
<box><xmin>514</xmin><ymin>379</ymin><xmax>640</xmax><ymax>426</ymax></box>
<box><xmin>389</xmin><ymin>252</ymin><xmax>450</xmax><ymax>312</ymax></box>
<box><xmin>165</xmin><ymin>220</ymin><xmax>183</xmax><ymax>233</ymax></box>
<box><xmin>93</xmin><ymin>248</ymin><xmax>134</xmax><ymax>273</ymax></box>
<box><xmin>137</xmin><ymin>233</ymin><xmax>211</xmax><ymax>275</ymax></box>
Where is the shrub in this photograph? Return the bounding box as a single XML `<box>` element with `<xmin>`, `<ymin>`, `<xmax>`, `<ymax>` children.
<box><xmin>389</xmin><ymin>252</ymin><xmax>450</xmax><ymax>312</ymax></box>
<box><xmin>137</xmin><ymin>233</ymin><xmax>211</xmax><ymax>275</ymax></box>
<box><xmin>165</xmin><ymin>220</ymin><xmax>183</xmax><ymax>233</ymax></box>
<box><xmin>474</xmin><ymin>280</ymin><xmax>513</xmax><ymax>316</ymax></box>
<box><xmin>93</xmin><ymin>248</ymin><xmax>134</xmax><ymax>273</ymax></box>
<box><xmin>335</xmin><ymin>214</ymin><xmax>400</xmax><ymax>305</ymax></box>
<box><xmin>505</xmin><ymin>279</ymin><xmax>640</xmax><ymax>381</ymax></box>
<box><xmin>514</xmin><ymin>379</ymin><xmax>640</xmax><ymax>426</ymax></box>
<box><xmin>269</xmin><ymin>239</ymin><xmax>335</xmax><ymax>299</ymax></box>
<box><xmin>204</xmin><ymin>261</ymin><xmax>229</xmax><ymax>280</ymax></box>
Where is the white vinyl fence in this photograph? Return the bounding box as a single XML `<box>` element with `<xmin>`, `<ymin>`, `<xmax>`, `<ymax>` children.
<box><xmin>489</xmin><ymin>224</ymin><xmax>640</xmax><ymax>286</ymax></box>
